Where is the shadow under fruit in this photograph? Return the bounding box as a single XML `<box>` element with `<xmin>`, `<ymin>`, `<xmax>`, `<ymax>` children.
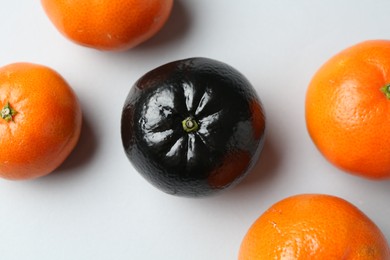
<box><xmin>121</xmin><ymin>57</ymin><xmax>266</xmax><ymax>197</ymax></box>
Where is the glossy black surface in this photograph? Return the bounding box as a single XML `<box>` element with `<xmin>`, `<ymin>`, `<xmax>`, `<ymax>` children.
<box><xmin>121</xmin><ymin>57</ymin><xmax>266</xmax><ymax>197</ymax></box>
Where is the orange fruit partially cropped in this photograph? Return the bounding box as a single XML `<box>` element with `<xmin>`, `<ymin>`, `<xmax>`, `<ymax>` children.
<box><xmin>41</xmin><ymin>0</ymin><xmax>174</xmax><ymax>51</ymax></box>
<box><xmin>0</xmin><ymin>63</ymin><xmax>82</xmax><ymax>180</ymax></box>
<box><xmin>306</xmin><ymin>40</ymin><xmax>390</xmax><ymax>179</ymax></box>
<box><xmin>239</xmin><ymin>194</ymin><xmax>390</xmax><ymax>259</ymax></box>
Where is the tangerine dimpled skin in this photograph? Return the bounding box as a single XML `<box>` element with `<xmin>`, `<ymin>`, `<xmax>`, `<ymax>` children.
<box><xmin>306</xmin><ymin>40</ymin><xmax>390</xmax><ymax>179</ymax></box>
<box><xmin>41</xmin><ymin>0</ymin><xmax>174</xmax><ymax>51</ymax></box>
<box><xmin>239</xmin><ymin>194</ymin><xmax>390</xmax><ymax>259</ymax></box>
<box><xmin>0</xmin><ymin>63</ymin><xmax>82</xmax><ymax>180</ymax></box>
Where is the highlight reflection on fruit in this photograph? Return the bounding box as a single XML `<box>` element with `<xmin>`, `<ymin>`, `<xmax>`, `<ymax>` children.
<box><xmin>121</xmin><ymin>57</ymin><xmax>266</xmax><ymax>197</ymax></box>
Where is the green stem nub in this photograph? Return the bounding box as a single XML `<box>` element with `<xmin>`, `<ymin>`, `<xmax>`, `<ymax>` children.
<box><xmin>381</xmin><ymin>83</ymin><xmax>390</xmax><ymax>99</ymax></box>
<box><xmin>1</xmin><ymin>102</ymin><xmax>17</xmax><ymax>122</ymax></box>
<box><xmin>182</xmin><ymin>117</ymin><xmax>199</xmax><ymax>133</ymax></box>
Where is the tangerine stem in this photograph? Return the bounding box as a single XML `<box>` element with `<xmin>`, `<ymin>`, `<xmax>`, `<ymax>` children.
<box><xmin>380</xmin><ymin>83</ymin><xmax>390</xmax><ymax>99</ymax></box>
<box><xmin>1</xmin><ymin>102</ymin><xmax>17</xmax><ymax>122</ymax></box>
<box><xmin>182</xmin><ymin>117</ymin><xmax>199</xmax><ymax>133</ymax></box>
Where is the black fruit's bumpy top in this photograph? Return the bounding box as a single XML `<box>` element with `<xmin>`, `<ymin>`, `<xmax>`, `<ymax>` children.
<box><xmin>121</xmin><ymin>57</ymin><xmax>266</xmax><ymax>197</ymax></box>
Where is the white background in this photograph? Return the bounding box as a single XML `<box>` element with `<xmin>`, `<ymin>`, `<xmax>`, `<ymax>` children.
<box><xmin>1</xmin><ymin>1</ymin><xmax>390</xmax><ymax>259</ymax></box>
